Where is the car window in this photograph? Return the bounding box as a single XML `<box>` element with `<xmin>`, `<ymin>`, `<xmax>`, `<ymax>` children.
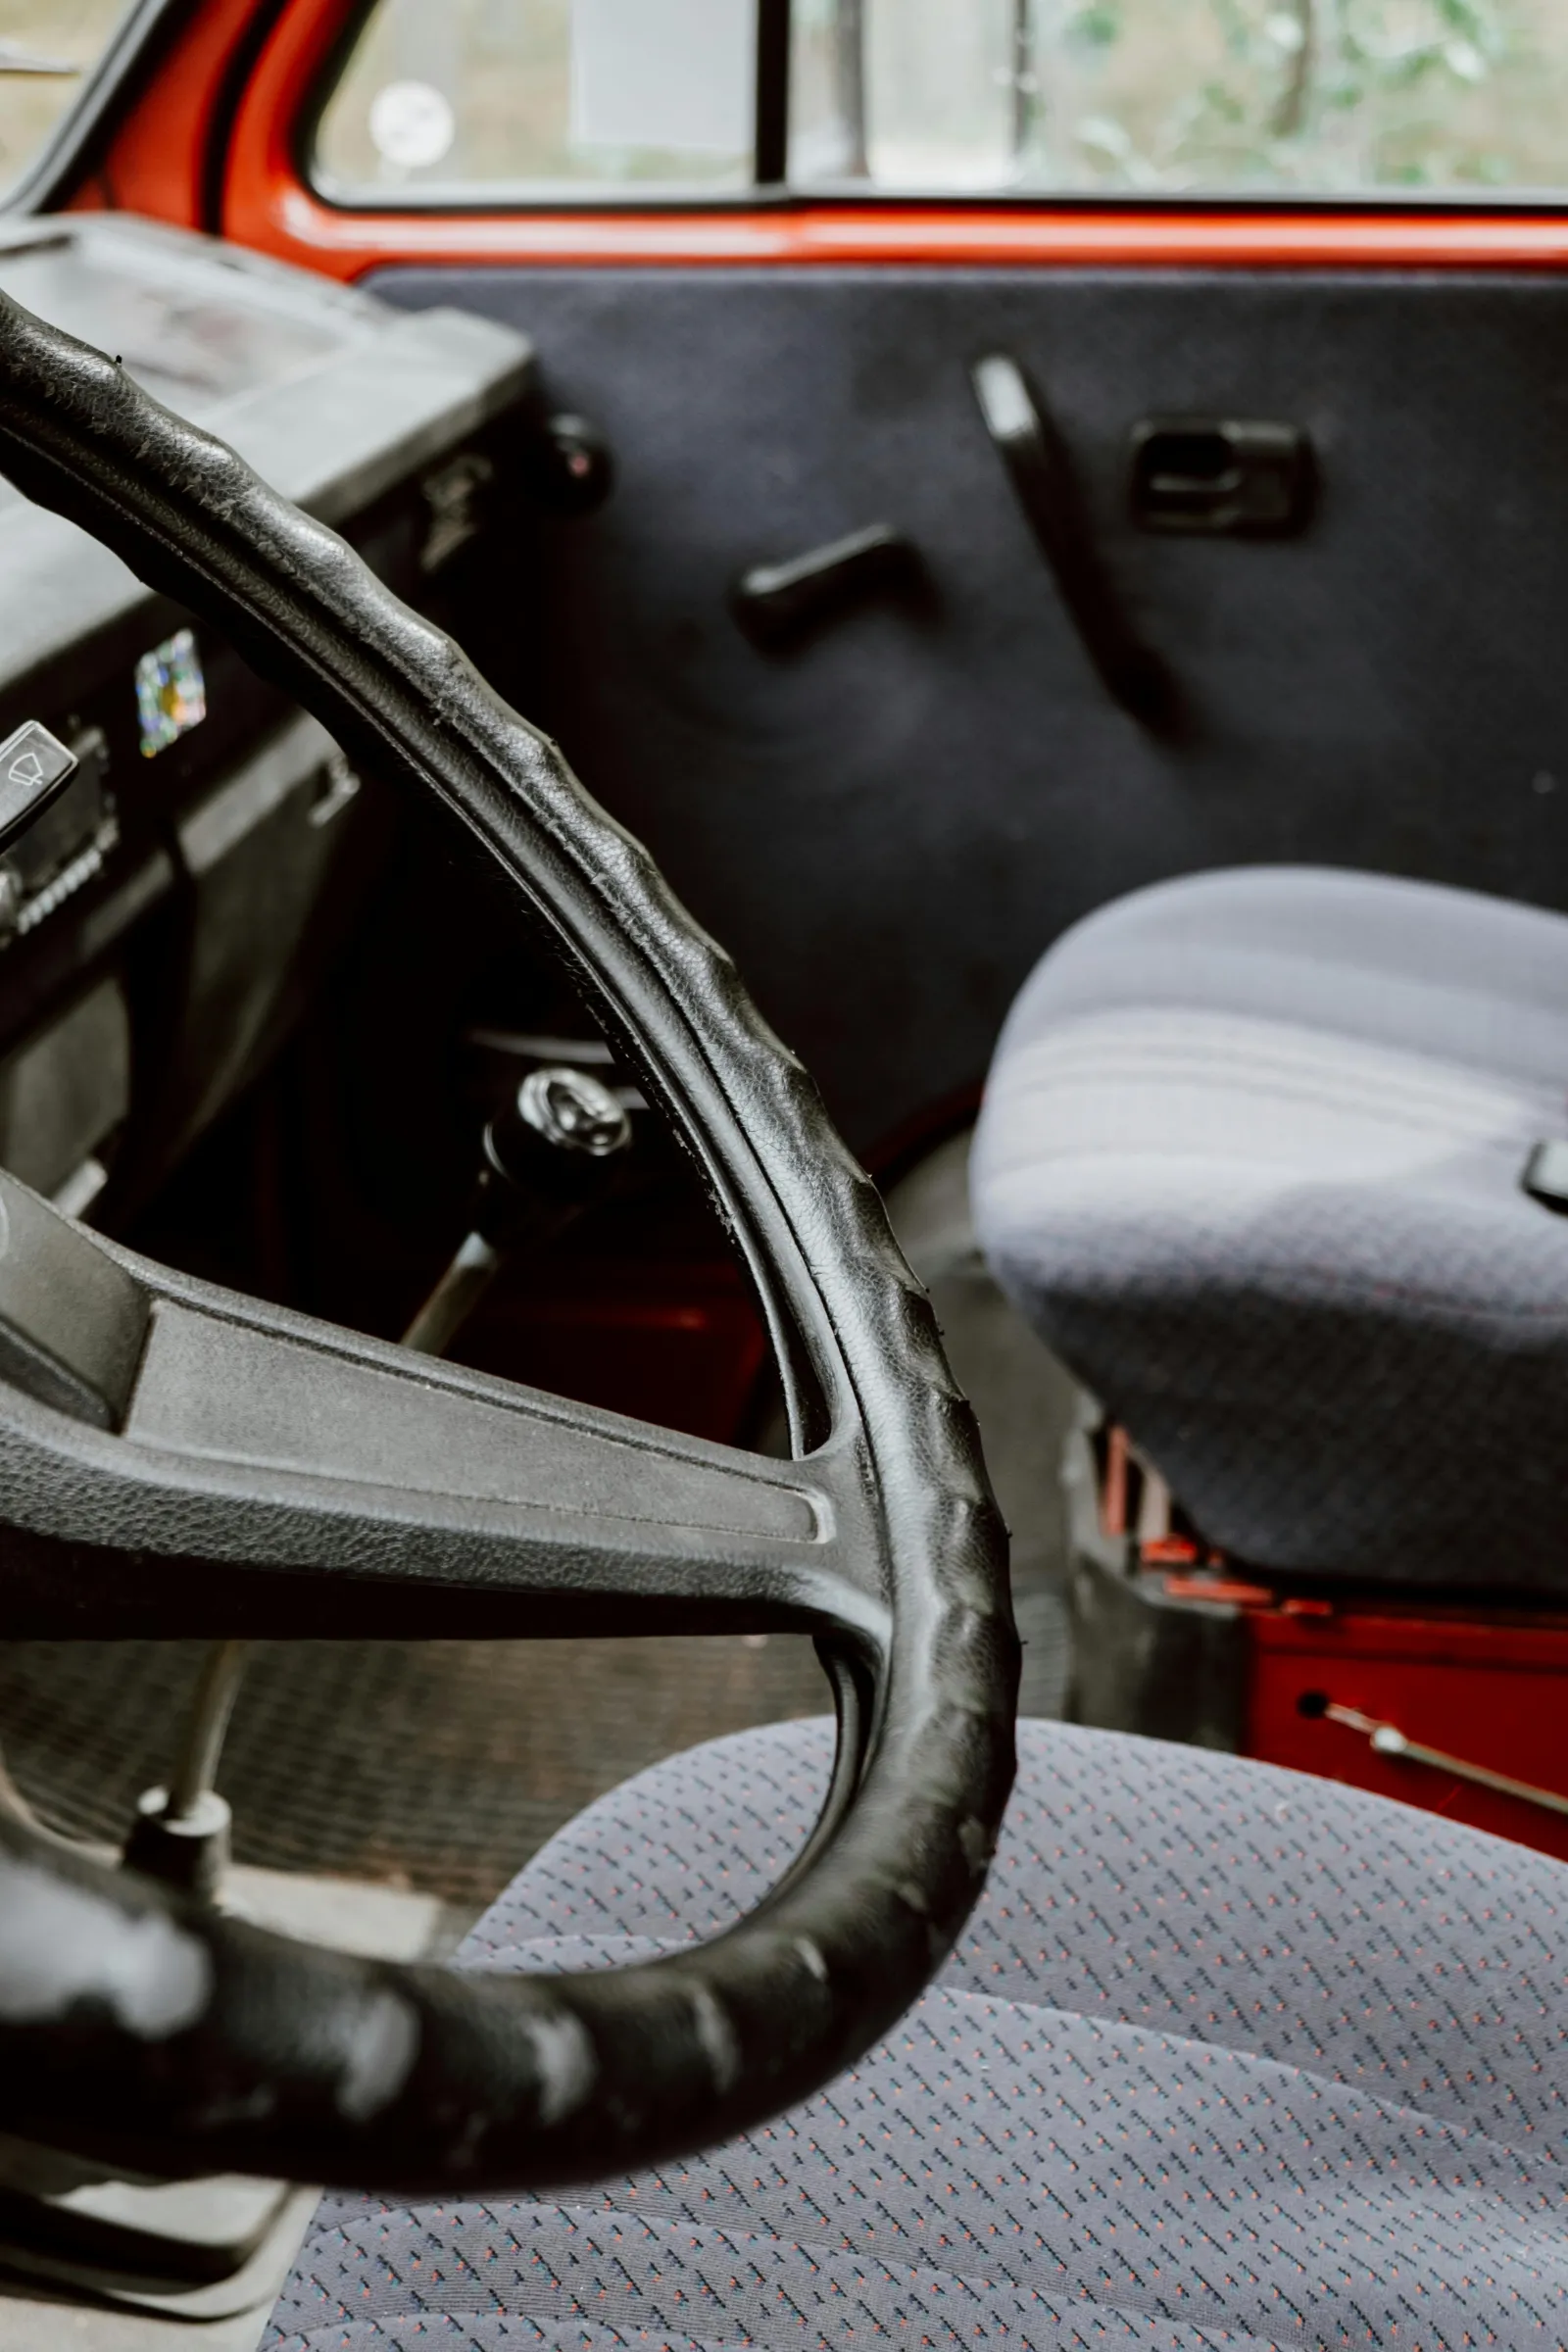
<box><xmin>314</xmin><ymin>0</ymin><xmax>756</xmax><ymax>199</ymax></box>
<box><xmin>0</xmin><ymin>0</ymin><xmax>130</xmax><ymax>197</ymax></box>
<box><xmin>313</xmin><ymin>0</ymin><xmax>1568</xmax><ymax>203</ymax></box>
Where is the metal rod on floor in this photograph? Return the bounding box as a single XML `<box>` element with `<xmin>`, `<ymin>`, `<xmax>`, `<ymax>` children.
<box><xmin>165</xmin><ymin>1639</ymin><xmax>249</xmax><ymax>1823</ymax></box>
<box><xmin>1325</xmin><ymin>1702</ymin><xmax>1568</xmax><ymax>1819</ymax></box>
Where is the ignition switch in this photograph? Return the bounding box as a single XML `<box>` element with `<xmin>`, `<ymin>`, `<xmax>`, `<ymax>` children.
<box><xmin>402</xmin><ymin>1064</ymin><xmax>636</xmax><ymax>1357</ymax></box>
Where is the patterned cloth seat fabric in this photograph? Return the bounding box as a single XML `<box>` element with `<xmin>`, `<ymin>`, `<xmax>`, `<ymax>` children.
<box><xmin>971</xmin><ymin>864</ymin><xmax>1568</xmax><ymax>1585</ymax></box>
<box><xmin>266</xmin><ymin>1716</ymin><xmax>1568</xmax><ymax>2351</ymax></box>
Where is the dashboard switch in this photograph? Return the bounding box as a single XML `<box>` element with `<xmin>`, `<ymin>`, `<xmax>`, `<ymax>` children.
<box><xmin>0</xmin><ymin>718</ymin><xmax>77</xmax><ymax>852</ymax></box>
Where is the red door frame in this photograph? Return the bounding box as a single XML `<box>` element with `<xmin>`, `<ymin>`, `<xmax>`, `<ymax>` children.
<box><xmin>64</xmin><ymin>0</ymin><xmax>1568</xmax><ymax>278</ymax></box>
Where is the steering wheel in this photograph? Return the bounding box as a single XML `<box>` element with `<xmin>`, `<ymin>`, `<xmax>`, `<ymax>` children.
<box><xmin>0</xmin><ymin>291</ymin><xmax>1016</xmax><ymax>2194</ymax></box>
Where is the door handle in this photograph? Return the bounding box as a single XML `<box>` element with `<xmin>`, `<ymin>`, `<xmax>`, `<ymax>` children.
<box><xmin>731</xmin><ymin>522</ymin><xmax>923</xmax><ymax>649</ymax></box>
<box><xmin>1130</xmin><ymin>417</ymin><xmax>1313</xmax><ymax>537</ymax></box>
<box><xmin>971</xmin><ymin>353</ymin><xmax>1176</xmax><ymax>732</ymax></box>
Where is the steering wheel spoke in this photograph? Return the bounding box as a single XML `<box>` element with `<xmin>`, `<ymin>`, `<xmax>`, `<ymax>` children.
<box><xmin>0</xmin><ymin>1168</ymin><xmax>886</xmax><ymax>1645</ymax></box>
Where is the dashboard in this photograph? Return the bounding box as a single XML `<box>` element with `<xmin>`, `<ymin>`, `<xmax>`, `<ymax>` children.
<box><xmin>0</xmin><ymin>213</ymin><xmax>531</xmax><ymax>1222</ymax></box>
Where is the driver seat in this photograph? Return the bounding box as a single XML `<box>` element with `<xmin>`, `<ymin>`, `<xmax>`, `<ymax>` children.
<box><xmin>971</xmin><ymin>864</ymin><xmax>1568</xmax><ymax>1584</ymax></box>
<box><xmin>266</xmin><ymin>1714</ymin><xmax>1568</xmax><ymax>2348</ymax></box>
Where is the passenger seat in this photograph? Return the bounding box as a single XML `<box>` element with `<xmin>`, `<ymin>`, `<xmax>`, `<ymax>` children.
<box><xmin>971</xmin><ymin>866</ymin><xmax>1568</xmax><ymax>1587</ymax></box>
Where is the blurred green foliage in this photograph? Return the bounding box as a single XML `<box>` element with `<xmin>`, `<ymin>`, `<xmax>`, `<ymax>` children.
<box><xmin>1043</xmin><ymin>0</ymin><xmax>1537</xmax><ymax>191</ymax></box>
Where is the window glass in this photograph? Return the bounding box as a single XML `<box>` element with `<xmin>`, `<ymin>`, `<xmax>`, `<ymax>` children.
<box><xmin>791</xmin><ymin>0</ymin><xmax>1568</xmax><ymax>196</ymax></box>
<box><xmin>315</xmin><ymin>0</ymin><xmax>1568</xmax><ymax>204</ymax></box>
<box><xmin>314</xmin><ymin>0</ymin><xmax>756</xmax><ymax>199</ymax></box>
<box><xmin>0</xmin><ymin>0</ymin><xmax>129</xmax><ymax>196</ymax></box>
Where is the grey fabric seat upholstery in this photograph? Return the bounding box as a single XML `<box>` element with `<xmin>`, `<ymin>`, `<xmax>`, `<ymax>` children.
<box><xmin>266</xmin><ymin>1716</ymin><xmax>1568</xmax><ymax>2350</ymax></box>
<box><xmin>971</xmin><ymin>864</ymin><xmax>1568</xmax><ymax>1585</ymax></box>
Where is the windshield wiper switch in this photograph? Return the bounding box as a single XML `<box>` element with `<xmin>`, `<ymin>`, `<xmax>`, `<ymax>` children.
<box><xmin>0</xmin><ymin>718</ymin><xmax>77</xmax><ymax>852</ymax></box>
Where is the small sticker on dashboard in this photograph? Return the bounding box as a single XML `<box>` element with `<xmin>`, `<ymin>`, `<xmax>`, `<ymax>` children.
<box><xmin>135</xmin><ymin>627</ymin><xmax>207</xmax><ymax>758</ymax></box>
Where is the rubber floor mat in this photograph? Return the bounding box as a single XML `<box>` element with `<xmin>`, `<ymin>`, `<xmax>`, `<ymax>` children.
<box><xmin>0</xmin><ymin>1635</ymin><xmax>829</xmax><ymax>1907</ymax></box>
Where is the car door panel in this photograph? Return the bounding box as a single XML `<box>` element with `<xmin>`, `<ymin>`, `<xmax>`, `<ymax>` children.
<box><xmin>374</xmin><ymin>263</ymin><xmax>1568</xmax><ymax>1150</ymax></box>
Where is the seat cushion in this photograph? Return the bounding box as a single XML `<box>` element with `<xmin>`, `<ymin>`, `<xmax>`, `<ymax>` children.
<box><xmin>971</xmin><ymin>864</ymin><xmax>1568</xmax><ymax>1583</ymax></box>
<box><xmin>265</xmin><ymin>1716</ymin><xmax>1568</xmax><ymax>2349</ymax></box>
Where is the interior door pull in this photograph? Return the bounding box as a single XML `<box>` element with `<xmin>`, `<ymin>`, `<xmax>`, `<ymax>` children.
<box><xmin>971</xmin><ymin>353</ymin><xmax>1175</xmax><ymax>731</ymax></box>
<box><xmin>732</xmin><ymin>522</ymin><xmax>922</xmax><ymax>650</ymax></box>
<box><xmin>1131</xmin><ymin>417</ymin><xmax>1313</xmax><ymax>537</ymax></box>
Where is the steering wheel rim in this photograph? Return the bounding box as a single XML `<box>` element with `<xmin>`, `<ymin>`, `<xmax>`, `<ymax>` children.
<box><xmin>0</xmin><ymin>289</ymin><xmax>1016</xmax><ymax>2192</ymax></box>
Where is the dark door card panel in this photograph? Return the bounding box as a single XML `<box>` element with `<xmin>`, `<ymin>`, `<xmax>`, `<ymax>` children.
<box><xmin>375</xmin><ymin>266</ymin><xmax>1568</xmax><ymax>1151</ymax></box>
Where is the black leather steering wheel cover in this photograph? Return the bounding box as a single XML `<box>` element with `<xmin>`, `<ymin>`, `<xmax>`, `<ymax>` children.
<box><xmin>0</xmin><ymin>290</ymin><xmax>1017</xmax><ymax>2191</ymax></box>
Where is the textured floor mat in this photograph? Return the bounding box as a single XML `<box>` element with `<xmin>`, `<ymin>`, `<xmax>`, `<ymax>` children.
<box><xmin>0</xmin><ymin>1634</ymin><xmax>829</xmax><ymax>1907</ymax></box>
